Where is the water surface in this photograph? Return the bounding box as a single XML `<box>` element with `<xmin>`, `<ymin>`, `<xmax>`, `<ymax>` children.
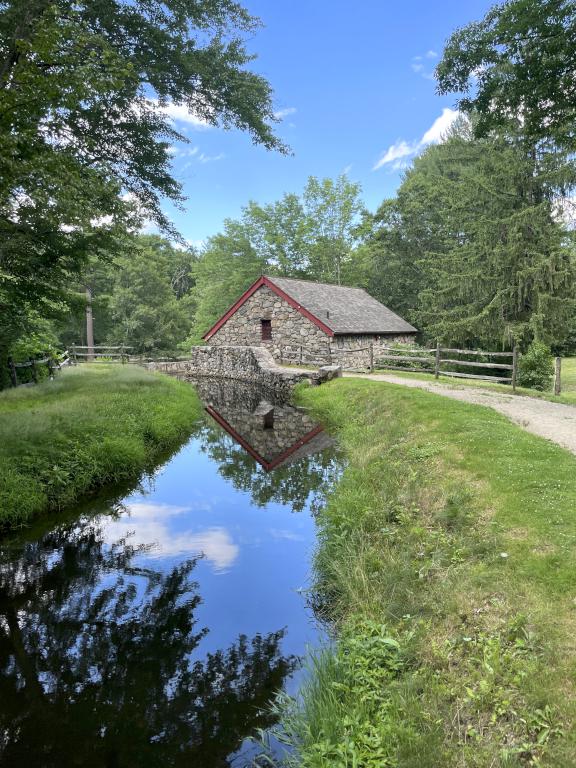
<box><xmin>0</xmin><ymin>380</ymin><xmax>341</xmax><ymax>767</ymax></box>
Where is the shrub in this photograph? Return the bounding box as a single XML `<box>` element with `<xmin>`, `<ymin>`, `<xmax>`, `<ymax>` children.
<box><xmin>517</xmin><ymin>341</ymin><xmax>554</xmax><ymax>391</ymax></box>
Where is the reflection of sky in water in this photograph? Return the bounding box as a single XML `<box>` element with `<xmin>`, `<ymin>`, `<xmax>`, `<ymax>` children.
<box><xmin>109</xmin><ymin>431</ymin><xmax>325</xmax><ymax>660</ymax></box>
<box><xmin>0</xmin><ymin>400</ymin><xmax>341</xmax><ymax>766</ymax></box>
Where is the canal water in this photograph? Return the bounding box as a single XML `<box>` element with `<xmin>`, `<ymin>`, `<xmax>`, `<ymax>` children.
<box><xmin>0</xmin><ymin>380</ymin><xmax>342</xmax><ymax>767</ymax></box>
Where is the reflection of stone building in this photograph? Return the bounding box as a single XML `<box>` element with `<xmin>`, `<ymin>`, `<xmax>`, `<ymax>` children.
<box><xmin>193</xmin><ymin>378</ymin><xmax>335</xmax><ymax>472</ymax></box>
<box><xmin>202</xmin><ymin>275</ymin><xmax>417</xmax><ymax>369</ymax></box>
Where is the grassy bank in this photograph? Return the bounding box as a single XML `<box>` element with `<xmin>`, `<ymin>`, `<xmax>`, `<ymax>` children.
<box><xmin>0</xmin><ymin>365</ymin><xmax>201</xmax><ymax>529</ymax></box>
<box><xmin>270</xmin><ymin>379</ymin><xmax>576</xmax><ymax>767</ymax></box>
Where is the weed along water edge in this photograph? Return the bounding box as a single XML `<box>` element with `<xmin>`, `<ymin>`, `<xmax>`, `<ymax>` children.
<box><xmin>0</xmin><ymin>377</ymin><xmax>343</xmax><ymax>766</ymax></box>
<box><xmin>263</xmin><ymin>378</ymin><xmax>576</xmax><ymax>767</ymax></box>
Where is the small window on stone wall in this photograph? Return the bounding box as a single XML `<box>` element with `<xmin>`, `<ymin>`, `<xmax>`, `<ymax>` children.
<box><xmin>261</xmin><ymin>318</ymin><xmax>272</xmax><ymax>341</ymax></box>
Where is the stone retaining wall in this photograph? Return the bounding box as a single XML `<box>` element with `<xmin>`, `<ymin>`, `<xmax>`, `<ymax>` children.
<box><xmin>147</xmin><ymin>345</ymin><xmax>341</xmax><ymax>397</ymax></box>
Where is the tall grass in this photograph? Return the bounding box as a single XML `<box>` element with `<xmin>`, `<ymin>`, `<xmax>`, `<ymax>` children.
<box><xmin>262</xmin><ymin>379</ymin><xmax>576</xmax><ymax>767</ymax></box>
<box><xmin>0</xmin><ymin>365</ymin><xmax>201</xmax><ymax>529</ymax></box>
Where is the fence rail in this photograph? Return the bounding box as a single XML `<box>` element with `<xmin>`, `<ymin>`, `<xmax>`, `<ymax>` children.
<box><xmin>70</xmin><ymin>344</ymin><xmax>133</xmax><ymax>363</ymax></box>
<box><xmin>6</xmin><ymin>350</ymin><xmax>70</xmax><ymax>388</ymax></box>
<box><xmin>374</xmin><ymin>343</ymin><xmax>519</xmax><ymax>388</ymax></box>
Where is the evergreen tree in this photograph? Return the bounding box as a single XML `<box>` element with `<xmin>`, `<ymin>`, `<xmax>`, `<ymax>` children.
<box><xmin>364</xmin><ymin>121</ymin><xmax>575</xmax><ymax>348</ymax></box>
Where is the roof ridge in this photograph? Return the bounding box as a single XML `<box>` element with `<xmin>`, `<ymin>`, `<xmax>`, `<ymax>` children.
<box><xmin>264</xmin><ymin>274</ymin><xmax>367</xmax><ymax>291</ymax></box>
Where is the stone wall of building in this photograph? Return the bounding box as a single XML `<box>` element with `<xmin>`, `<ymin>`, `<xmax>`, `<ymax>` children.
<box><xmin>207</xmin><ymin>285</ymin><xmax>416</xmax><ymax>369</ymax></box>
<box><xmin>209</xmin><ymin>285</ymin><xmax>331</xmax><ymax>361</ymax></box>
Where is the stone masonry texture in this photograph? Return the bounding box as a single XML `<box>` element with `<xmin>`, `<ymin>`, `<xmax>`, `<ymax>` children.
<box><xmin>208</xmin><ymin>285</ymin><xmax>412</xmax><ymax>369</ymax></box>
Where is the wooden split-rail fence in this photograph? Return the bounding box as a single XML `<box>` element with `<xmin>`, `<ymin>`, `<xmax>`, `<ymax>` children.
<box><xmin>278</xmin><ymin>342</ymin><xmax>524</xmax><ymax>388</ymax></box>
<box><xmin>375</xmin><ymin>344</ymin><xmax>520</xmax><ymax>389</ymax></box>
<box><xmin>6</xmin><ymin>350</ymin><xmax>72</xmax><ymax>388</ymax></box>
<box><xmin>70</xmin><ymin>344</ymin><xmax>133</xmax><ymax>363</ymax></box>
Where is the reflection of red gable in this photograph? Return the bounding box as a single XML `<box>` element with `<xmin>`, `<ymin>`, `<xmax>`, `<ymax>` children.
<box><xmin>205</xmin><ymin>406</ymin><xmax>324</xmax><ymax>472</ymax></box>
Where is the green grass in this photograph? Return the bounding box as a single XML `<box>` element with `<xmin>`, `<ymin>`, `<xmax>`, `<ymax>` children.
<box><xmin>369</xmin><ymin>359</ymin><xmax>576</xmax><ymax>405</ymax></box>
<box><xmin>0</xmin><ymin>365</ymin><xmax>201</xmax><ymax>529</ymax></box>
<box><xmin>266</xmin><ymin>379</ymin><xmax>576</xmax><ymax>767</ymax></box>
<box><xmin>562</xmin><ymin>357</ymin><xmax>576</xmax><ymax>394</ymax></box>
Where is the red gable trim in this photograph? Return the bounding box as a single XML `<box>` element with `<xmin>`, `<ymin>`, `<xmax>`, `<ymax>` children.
<box><xmin>204</xmin><ymin>405</ymin><xmax>324</xmax><ymax>472</ymax></box>
<box><xmin>202</xmin><ymin>275</ymin><xmax>334</xmax><ymax>340</ymax></box>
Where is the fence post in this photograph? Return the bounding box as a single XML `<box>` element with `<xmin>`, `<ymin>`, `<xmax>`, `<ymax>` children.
<box><xmin>327</xmin><ymin>342</ymin><xmax>332</xmax><ymax>364</ymax></box>
<box><xmin>434</xmin><ymin>342</ymin><xmax>440</xmax><ymax>379</ymax></box>
<box><xmin>279</xmin><ymin>345</ymin><xmax>283</xmax><ymax>365</ymax></box>
<box><xmin>71</xmin><ymin>344</ymin><xmax>77</xmax><ymax>364</ymax></box>
<box><xmin>47</xmin><ymin>357</ymin><xmax>55</xmax><ymax>379</ymax></box>
<box><xmin>299</xmin><ymin>345</ymin><xmax>303</xmax><ymax>365</ymax></box>
<box><xmin>29</xmin><ymin>357</ymin><xmax>38</xmax><ymax>383</ymax></box>
<box><xmin>7</xmin><ymin>357</ymin><xmax>17</xmax><ymax>387</ymax></box>
<box><xmin>369</xmin><ymin>342</ymin><xmax>374</xmax><ymax>371</ymax></box>
<box><xmin>554</xmin><ymin>356</ymin><xmax>562</xmax><ymax>396</ymax></box>
<box><xmin>512</xmin><ymin>346</ymin><xmax>518</xmax><ymax>392</ymax></box>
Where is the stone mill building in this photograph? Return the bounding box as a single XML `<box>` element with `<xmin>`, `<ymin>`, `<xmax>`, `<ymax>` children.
<box><xmin>202</xmin><ymin>275</ymin><xmax>417</xmax><ymax>369</ymax></box>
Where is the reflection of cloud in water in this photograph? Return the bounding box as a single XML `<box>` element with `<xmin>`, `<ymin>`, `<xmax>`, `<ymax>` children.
<box><xmin>269</xmin><ymin>528</ymin><xmax>305</xmax><ymax>542</ymax></box>
<box><xmin>102</xmin><ymin>503</ymin><xmax>239</xmax><ymax>573</ymax></box>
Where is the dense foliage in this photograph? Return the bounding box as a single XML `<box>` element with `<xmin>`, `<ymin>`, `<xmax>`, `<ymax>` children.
<box><xmin>58</xmin><ymin>235</ymin><xmax>198</xmax><ymax>355</ymax></box>
<box><xmin>3</xmin><ymin>0</ymin><xmax>576</xmax><ymax>376</ymax></box>
<box><xmin>517</xmin><ymin>340</ymin><xmax>555</xmax><ymax>390</ymax></box>
<box><xmin>360</xmin><ymin>119</ymin><xmax>575</xmax><ymax>348</ymax></box>
<box><xmin>0</xmin><ymin>0</ymin><xmax>281</xmax><ymax>376</ymax></box>
<box><xmin>187</xmin><ymin>174</ymin><xmax>365</xmax><ymax>342</ymax></box>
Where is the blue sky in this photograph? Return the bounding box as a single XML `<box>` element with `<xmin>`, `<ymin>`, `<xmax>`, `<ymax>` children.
<box><xmin>162</xmin><ymin>0</ymin><xmax>492</xmax><ymax>247</ymax></box>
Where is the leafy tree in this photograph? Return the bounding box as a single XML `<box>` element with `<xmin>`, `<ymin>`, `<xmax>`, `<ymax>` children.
<box><xmin>244</xmin><ymin>194</ymin><xmax>312</xmax><ymax>277</ymax></box>
<box><xmin>436</xmin><ymin>0</ymin><xmax>576</xmax><ymax>154</ymax></box>
<box><xmin>103</xmin><ymin>236</ymin><xmax>197</xmax><ymax>354</ymax></box>
<box><xmin>302</xmin><ymin>175</ymin><xmax>365</xmax><ymax>285</ymax></box>
<box><xmin>0</xmin><ymin>0</ymin><xmax>283</xmax><ymax>376</ymax></box>
<box><xmin>355</xmin><ymin>199</ymin><xmax>426</xmax><ymax>327</ymax></box>
<box><xmin>186</xmin><ymin>219</ymin><xmax>268</xmax><ymax>344</ymax></box>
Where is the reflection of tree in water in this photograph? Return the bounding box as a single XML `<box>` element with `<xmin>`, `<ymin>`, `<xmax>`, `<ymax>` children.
<box><xmin>0</xmin><ymin>519</ymin><xmax>297</xmax><ymax>767</ymax></box>
<box><xmin>197</xmin><ymin>420</ymin><xmax>342</xmax><ymax>513</ymax></box>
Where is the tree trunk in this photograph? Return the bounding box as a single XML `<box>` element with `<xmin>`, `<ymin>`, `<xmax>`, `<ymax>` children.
<box><xmin>85</xmin><ymin>286</ymin><xmax>94</xmax><ymax>361</ymax></box>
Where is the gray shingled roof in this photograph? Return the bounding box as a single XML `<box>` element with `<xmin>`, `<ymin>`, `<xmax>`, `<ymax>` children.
<box><xmin>266</xmin><ymin>276</ymin><xmax>418</xmax><ymax>335</ymax></box>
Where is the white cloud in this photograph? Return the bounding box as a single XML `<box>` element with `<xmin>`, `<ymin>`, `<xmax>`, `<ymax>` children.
<box><xmin>421</xmin><ymin>108</ymin><xmax>459</xmax><ymax>143</ymax></box>
<box><xmin>373</xmin><ymin>108</ymin><xmax>459</xmax><ymax>171</ymax></box>
<box><xmin>274</xmin><ymin>106</ymin><xmax>297</xmax><ymax>120</ymax></box>
<box><xmin>198</xmin><ymin>151</ymin><xmax>225</xmax><ymax>164</ymax></box>
<box><xmin>411</xmin><ymin>49</ymin><xmax>438</xmax><ymax>80</ymax></box>
<box><xmin>102</xmin><ymin>503</ymin><xmax>239</xmax><ymax>573</ymax></box>
<box><xmin>373</xmin><ymin>140</ymin><xmax>415</xmax><ymax>170</ymax></box>
<box><xmin>148</xmin><ymin>99</ymin><xmax>212</xmax><ymax>130</ymax></box>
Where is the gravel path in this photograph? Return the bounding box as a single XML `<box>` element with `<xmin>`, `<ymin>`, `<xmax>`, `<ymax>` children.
<box><xmin>345</xmin><ymin>372</ymin><xmax>576</xmax><ymax>456</ymax></box>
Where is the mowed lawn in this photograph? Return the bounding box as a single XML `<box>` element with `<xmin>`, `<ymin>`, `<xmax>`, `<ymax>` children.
<box><xmin>562</xmin><ymin>357</ymin><xmax>576</xmax><ymax>394</ymax></box>
<box><xmin>274</xmin><ymin>378</ymin><xmax>576</xmax><ymax>767</ymax></box>
<box><xmin>0</xmin><ymin>365</ymin><xmax>201</xmax><ymax>529</ymax></box>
